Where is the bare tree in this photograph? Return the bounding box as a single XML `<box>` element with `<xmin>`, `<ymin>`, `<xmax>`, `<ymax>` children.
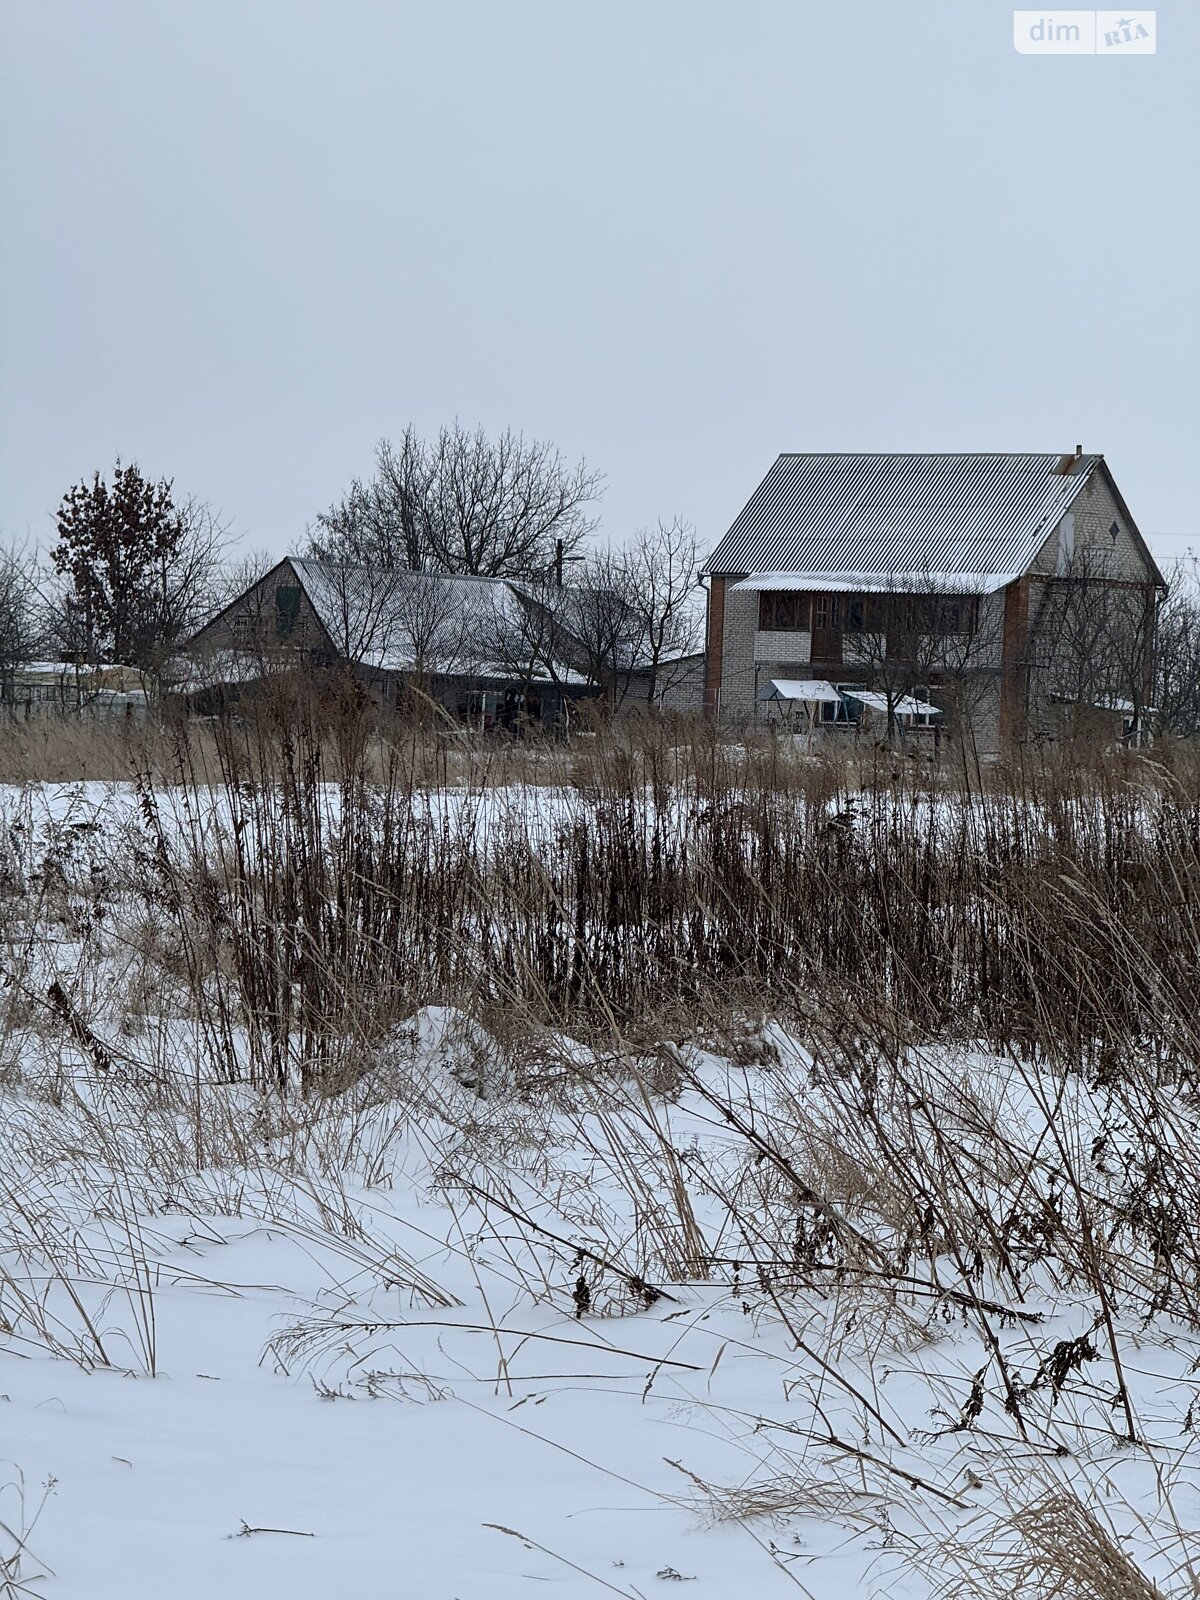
<box><xmin>499</xmin><ymin>522</ymin><xmax>701</xmax><ymax>710</ymax></box>
<box><xmin>392</xmin><ymin>572</ymin><xmax>473</xmax><ymax>689</ymax></box>
<box><xmin>620</xmin><ymin>518</ymin><xmax>703</xmax><ymax>703</ymax></box>
<box><xmin>551</xmin><ymin>548</ymin><xmax>646</xmax><ymax>706</ymax></box>
<box><xmin>1026</xmin><ymin>546</ymin><xmax>1159</xmax><ymax>743</ymax></box>
<box><xmin>1154</xmin><ymin>557</ymin><xmax>1200</xmax><ymax>738</ymax></box>
<box><xmin>300</xmin><ymin>557</ymin><xmax>476</xmax><ymax>700</ymax></box>
<box><xmin>310</xmin><ymin>423</ymin><xmax>603</xmax><ymax>579</ymax></box>
<box><xmin>0</xmin><ymin>540</ymin><xmax>44</xmax><ymax>704</ymax></box>
<box><xmin>841</xmin><ymin>576</ymin><xmax>1004</xmax><ymax>746</ymax></box>
<box><xmin>153</xmin><ymin>496</ymin><xmax>229</xmax><ymax>649</ymax></box>
<box><xmin>296</xmin><ymin>557</ymin><xmax>402</xmax><ymax>669</ymax></box>
<box><xmin>311</xmin><ymin>443</ymin><xmax>428</xmax><ymax>571</ymax></box>
<box><xmin>478</xmin><ymin>576</ymin><xmax>571</xmax><ymax>701</ymax></box>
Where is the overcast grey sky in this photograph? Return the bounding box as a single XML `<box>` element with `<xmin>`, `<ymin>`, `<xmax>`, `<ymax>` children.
<box><xmin>2</xmin><ymin>1</ymin><xmax>1196</xmax><ymax>567</ymax></box>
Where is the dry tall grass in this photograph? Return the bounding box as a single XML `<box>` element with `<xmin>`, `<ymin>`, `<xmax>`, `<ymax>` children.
<box><xmin>111</xmin><ymin>692</ymin><xmax>1200</xmax><ymax>1084</ymax></box>
<box><xmin>3</xmin><ymin>693</ymin><xmax>1200</xmax><ymax>1595</ymax></box>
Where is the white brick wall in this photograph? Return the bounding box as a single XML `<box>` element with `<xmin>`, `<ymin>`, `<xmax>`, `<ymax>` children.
<box><xmin>843</xmin><ymin>633</ymin><xmax>884</xmax><ymax>666</ymax></box>
<box><xmin>753</xmin><ymin>629</ymin><xmax>811</xmax><ymax>662</ymax></box>
<box><xmin>719</xmin><ymin>583</ymin><xmax>760</xmax><ymax>719</ymax></box>
<box><xmin>1033</xmin><ymin>469</ymin><xmax>1154</xmax><ymax>582</ymax></box>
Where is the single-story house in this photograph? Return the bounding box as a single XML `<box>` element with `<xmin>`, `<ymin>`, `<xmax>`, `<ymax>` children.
<box><xmin>177</xmin><ymin>557</ymin><xmax>605</xmax><ymax>727</ymax></box>
<box><xmin>178</xmin><ymin>557</ymin><xmax>705</xmax><ymax>726</ymax></box>
<box><xmin>1</xmin><ymin>661</ymin><xmax>151</xmax><ymax>720</ymax></box>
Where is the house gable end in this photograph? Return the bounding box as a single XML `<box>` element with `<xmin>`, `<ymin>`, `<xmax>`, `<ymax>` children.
<box><xmin>185</xmin><ymin>556</ymin><xmax>339</xmax><ymax>661</ymax></box>
<box><xmin>184</xmin><ymin>556</ymin><xmax>294</xmax><ymax>651</ymax></box>
<box><xmin>1093</xmin><ymin>458</ymin><xmax>1166</xmax><ymax>589</ymax></box>
<box><xmin>1026</xmin><ymin>459</ymin><xmax>1165</xmax><ymax>587</ymax></box>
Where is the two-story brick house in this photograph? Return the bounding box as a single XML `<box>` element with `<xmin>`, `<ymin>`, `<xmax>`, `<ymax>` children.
<box><xmin>704</xmin><ymin>451</ymin><xmax>1165</xmax><ymax>749</ymax></box>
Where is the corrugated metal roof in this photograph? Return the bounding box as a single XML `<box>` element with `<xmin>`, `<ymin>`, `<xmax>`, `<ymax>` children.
<box><xmin>706</xmin><ymin>453</ymin><xmax>1103</xmax><ymax>580</ymax></box>
<box><xmin>287</xmin><ymin>561</ymin><xmax>603</xmax><ymax>683</ymax></box>
<box><xmin>290</xmin><ymin>560</ymin><xmax>538</xmax><ymax>675</ymax></box>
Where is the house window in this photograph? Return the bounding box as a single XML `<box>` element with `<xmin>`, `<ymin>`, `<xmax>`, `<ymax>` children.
<box><xmin>275</xmin><ymin>585</ymin><xmax>301</xmax><ymax>640</ymax></box>
<box><xmin>758</xmin><ymin>591</ymin><xmax>808</xmax><ymax>631</ymax></box>
<box><xmin>814</xmin><ymin>688</ymin><xmax>863</xmax><ymax>725</ymax></box>
<box><xmin>845</xmin><ymin>596</ymin><xmax>864</xmax><ymax>632</ymax></box>
<box><xmin>931</xmin><ymin>597</ymin><xmax>977</xmax><ymax>635</ymax></box>
<box><xmin>897</xmin><ymin>595</ymin><xmax>977</xmax><ymax>635</ymax></box>
<box><xmin>911</xmin><ymin>688</ymin><xmax>939</xmax><ymax>729</ymax></box>
<box><xmin>842</xmin><ymin>595</ymin><xmax>886</xmax><ymax>632</ymax></box>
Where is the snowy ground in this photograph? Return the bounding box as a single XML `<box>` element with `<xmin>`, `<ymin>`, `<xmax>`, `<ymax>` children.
<box><xmin>1</xmin><ymin>1017</ymin><xmax>872</xmax><ymax>1599</ymax></box>
<box><xmin>3</xmin><ymin>1004</ymin><xmax>1199</xmax><ymax>1597</ymax></box>
<box><xmin>1</xmin><ymin>776</ymin><xmax>1198</xmax><ymax>1597</ymax></box>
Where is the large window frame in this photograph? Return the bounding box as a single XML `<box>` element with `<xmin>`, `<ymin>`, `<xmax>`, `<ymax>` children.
<box><xmin>758</xmin><ymin>589</ymin><xmax>978</xmax><ymax>638</ymax></box>
<box><xmin>758</xmin><ymin>591</ymin><xmax>810</xmax><ymax>632</ymax></box>
<box><xmin>844</xmin><ymin>595</ymin><xmax>885</xmax><ymax>633</ymax></box>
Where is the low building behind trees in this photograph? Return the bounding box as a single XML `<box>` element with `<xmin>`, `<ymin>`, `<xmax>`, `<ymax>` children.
<box><xmin>178</xmin><ymin>556</ymin><xmax>608</xmax><ymax>728</ymax></box>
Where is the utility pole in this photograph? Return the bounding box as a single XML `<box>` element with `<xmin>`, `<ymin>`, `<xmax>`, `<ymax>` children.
<box><xmin>546</xmin><ymin>539</ymin><xmax>581</xmax><ymax>589</ymax></box>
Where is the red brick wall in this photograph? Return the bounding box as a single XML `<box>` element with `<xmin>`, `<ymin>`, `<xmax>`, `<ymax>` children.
<box><xmin>704</xmin><ymin>576</ymin><xmax>726</xmax><ymax>718</ymax></box>
<box><xmin>999</xmin><ymin>577</ymin><xmax>1029</xmax><ymax>743</ymax></box>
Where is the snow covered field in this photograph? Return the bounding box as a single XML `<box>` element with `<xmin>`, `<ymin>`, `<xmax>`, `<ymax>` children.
<box><xmin>4</xmin><ymin>1013</ymin><xmax>1199</xmax><ymax>1597</ymax></box>
<box><xmin>2</xmin><ymin>768</ymin><xmax>1199</xmax><ymax>1597</ymax></box>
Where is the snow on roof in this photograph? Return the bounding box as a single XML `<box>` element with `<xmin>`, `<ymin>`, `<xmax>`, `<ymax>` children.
<box><xmin>164</xmin><ymin>651</ymin><xmax>275</xmax><ymax>691</ymax></box>
<box><xmin>289</xmin><ymin>560</ymin><xmax>559</xmax><ymax>676</ymax></box>
<box><xmin>843</xmin><ymin>690</ymin><xmax>942</xmax><ymax>718</ymax></box>
<box><xmin>1093</xmin><ymin>696</ymin><xmax>1159</xmax><ymax>715</ymax></box>
<box><xmin>20</xmin><ymin>661</ymin><xmax>143</xmax><ymax>677</ymax></box>
<box><xmin>1045</xmin><ymin>694</ymin><xmax>1159</xmax><ymax>717</ymax></box>
<box><xmin>763</xmin><ymin>678</ymin><xmax>843</xmax><ymax>703</ymax></box>
<box><xmin>15</xmin><ymin>661</ymin><xmax>149</xmax><ymax>687</ymax></box>
<box><xmin>732</xmin><ymin>570</ymin><xmax>1015</xmax><ymax>595</ymax></box>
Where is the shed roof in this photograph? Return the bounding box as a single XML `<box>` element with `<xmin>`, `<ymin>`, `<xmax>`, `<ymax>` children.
<box><xmin>763</xmin><ymin>678</ymin><xmax>842</xmax><ymax>703</ymax></box>
<box><xmin>844</xmin><ymin>689</ymin><xmax>942</xmax><ymax>718</ymax></box>
<box><xmin>706</xmin><ymin>452</ymin><xmax>1161</xmax><ymax>585</ymax></box>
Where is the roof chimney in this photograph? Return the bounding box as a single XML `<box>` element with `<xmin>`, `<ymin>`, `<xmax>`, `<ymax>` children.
<box><xmin>1075</xmin><ymin>443</ymin><xmax>1083</xmax><ymax>458</ymax></box>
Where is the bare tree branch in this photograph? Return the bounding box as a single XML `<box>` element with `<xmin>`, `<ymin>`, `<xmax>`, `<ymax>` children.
<box><xmin>1153</xmin><ymin>556</ymin><xmax>1200</xmax><ymax>737</ymax></box>
<box><xmin>310</xmin><ymin>424</ymin><xmax>603</xmax><ymax>579</ymax></box>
